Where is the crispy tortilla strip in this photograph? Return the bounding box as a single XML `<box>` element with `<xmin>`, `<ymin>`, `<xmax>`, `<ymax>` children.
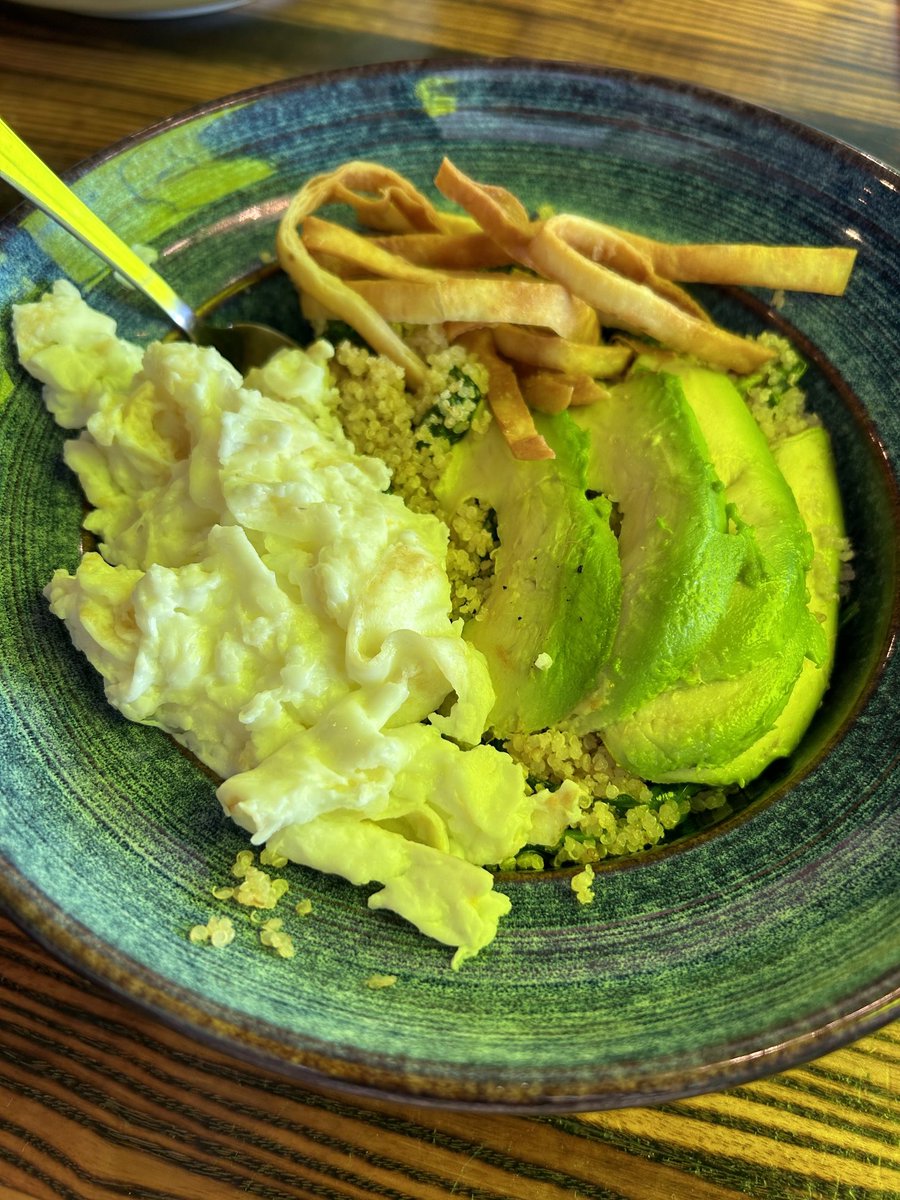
<box><xmin>329</xmin><ymin>168</ymin><xmax>474</xmax><ymax>235</ymax></box>
<box><xmin>277</xmin><ymin>162</ymin><xmax>435</xmax><ymax>385</ymax></box>
<box><xmin>492</xmin><ymin>323</ymin><xmax>632</xmax><ymax>378</ymax></box>
<box><xmin>519</xmin><ymin>369</ymin><xmax>609</xmax><ymax>410</ymax></box>
<box><xmin>567</xmin><ymin>300</ymin><xmax>602</xmax><ymax>345</ymax></box>
<box><xmin>568</xmin><ymin>375</ymin><xmax>612</xmax><ymax>407</ymax></box>
<box><xmin>374</xmin><ymin>231</ymin><xmax>514</xmax><ymax>270</ymax></box>
<box><xmin>547</xmin><ymin>214</ymin><xmax>710</xmax><ymax>320</ymax></box>
<box><xmin>529</xmin><ymin>215</ymin><xmax>775</xmax><ymax>374</ymax></box>
<box><xmin>457</xmin><ymin>329</ymin><xmax>555</xmax><ymax>460</ymax></box>
<box><xmin>607</xmin><ymin>229</ymin><xmax>858</xmax><ymax>295</ymax></box>
<box><xmin>435</xmin><ymin>157</ymin><xmax>539</xmax><ymax>268</ymax></box>
<box><xmin>435</xmin><ymin>159</ymin><xmax>709</xmax><ymax>331</ymax></box>
<box><xmin>348</xmin><ymin>276</ymin><xmax>595</xmax><ymax>340</ymax></box>
<box><xmin>442</xmin><ymin>320</ymin><xmax>491</xmax><ymax>341</ymax></box>
<box><xmin>279</xmin><ymin>157</ymin><xmax>847</xmax><ymax>391</ymax></box>
<box><xmin>302</xmin><ymin>216</ymin><xmax>442</xmax><ymax>282</ymax></box>
<box><xmin>518</xmin><ymin>369</ymin><xmax>574</xmax><ymax>414</ymax></box>
<box><xmin>435</xmin><ymin>160</ymin><xmax>706</xmax><ymax>320</ymax></box>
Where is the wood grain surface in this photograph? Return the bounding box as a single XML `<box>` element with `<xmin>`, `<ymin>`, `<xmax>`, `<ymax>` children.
<box><xmin>0</xmin><ymin>913</ymin><xmax>897</xmax><ymax>1199</ymax></box>
<box><xmin>0</xmin><ymin>0</ymin><xmax>898</xmax><ymax>1194</ymax></box>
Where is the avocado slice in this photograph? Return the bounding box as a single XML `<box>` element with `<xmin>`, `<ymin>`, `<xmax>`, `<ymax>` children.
<box><xmin>600</xmin><ymin>368</ymin><xmax>829</xmax><ymax>783</ymax></box>
<box><xmin>687</xmin><ymin>424</ymin><xmax>845</xmax><ymax>785</ymax></box>
<box><xmin>600</xmin><ymin>622</ymin><xmax>812</xmax><ymax>783</ymax></box>
<box><xmin>672</xmin><ymin>364</ymin><xmax>826</xmax><ymax>679</ymax></box>
<box><xmin>571</xmin><ymin>370</ymin><xmax>750</xmax><ymax>727</ymax></box>
<box><xmin>435</xmin><ymin>407</ymin><xmax>621</xmax><ymax>737</ymax></box>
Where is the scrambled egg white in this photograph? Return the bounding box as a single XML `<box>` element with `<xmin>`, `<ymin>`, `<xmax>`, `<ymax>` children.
<box><xmin>15</xmin><ymin>280</ymin><xmax>580</xmax><ymax>967</ymax></box>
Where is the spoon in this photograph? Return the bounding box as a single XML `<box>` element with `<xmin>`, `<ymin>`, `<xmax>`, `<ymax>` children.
<box><xmin>0</xmin><ymin>117</ymin><xmax>300</xmax><ymax>374</ymax></box>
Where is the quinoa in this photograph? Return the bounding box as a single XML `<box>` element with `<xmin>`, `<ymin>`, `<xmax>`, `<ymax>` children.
<box><xmin>741</xmin><ymin>332</ymin><xmax>819</xmax><ymax>444</ymax></box>
<box><xmin>189</xmin><ymin>914</ymin><xmax>236</xmax><ymax>947</ymax></box>
<box><xmin>333</xmin><ymin>333</ymin><xmax>498</xmax><ymax>619</ymax></box>
<box><xmin>365</xmin><ymin>973</ymin><xmax>399</xmax><ymax>989</ymax></box>
<box><xmin>571</xmin><ymin>864</ymin><xmax>596</xmax><ymax>905</ymax></box>
<box><xmin>193</xmin><ymin>851</ymin><xmax>303</xmax><ymax>957</ymax></box>
<box><xmin>216</xmin><ymin>849</ymin><xmax>291</xmax><ymax>909</ymax></box>
<box><xmin>259</xmin><ymin>918</ymin><xmax>296</xmax><ymax>959</ymax></box>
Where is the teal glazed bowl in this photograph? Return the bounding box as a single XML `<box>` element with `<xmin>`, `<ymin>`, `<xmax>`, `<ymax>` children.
<box><xmin>0</xmin><ymin>60</ymin><xmax>897</xmax><ymax>1111</ymax></box>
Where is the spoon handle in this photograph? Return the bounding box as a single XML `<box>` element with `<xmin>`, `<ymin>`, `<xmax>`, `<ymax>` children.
<box><xmin>0</xmin><ymin>117</ymin><xmax>196</xmax><ymax>335</ymax></box>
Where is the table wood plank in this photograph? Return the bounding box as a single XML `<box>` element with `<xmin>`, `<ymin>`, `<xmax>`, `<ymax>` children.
<box><xmin>274</xmin><ymin>0</ymin><xmax>900</xmax><ymax>130</ymax></box>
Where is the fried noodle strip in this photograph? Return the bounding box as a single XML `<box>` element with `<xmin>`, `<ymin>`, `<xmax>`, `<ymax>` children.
<box><xmin>517</xmin><ymin>369</ymin><xmax>574</xmax><ymax>414</ymax></box>
<box><xmin>277</xmin><ymin>162</ymin><xmax>450</xmax><ymax>386</ymax></box>
<box><xmin>528</xmin><ymin>215</ymin><xmax>775</xmax><ymax>374</ymax></box>
<box><xmin>545</xmin><ymin>214</ymin><xmax>710</xmax><ymax>320</ymax></box>
<box><xmin>434</xmin><ymin>159</ymin><xmax>707</xmax><ymax>320</ymax></box>
<box><xmin>328</xmin><ymin>176</ymin><xmax>474</xmax><ymax>235</ymax></box>
<box><xmin>456</xmin><ymin>329</ymin><xmax>555</xmax><ymax>460</ymax></box>
<box><xmin>492</xmin><ymin>323</ymin><xmax>632</xmax><ymax>378</ymax></box>
<box><xmin>302</xmin><ymin>216</ymin><xmax>442</xmax><ymax>282</ymax></box>
<box><xmin>347</xmin><ymin>276</ymin><xmax>596</xmax><ymax>340</ymax></box>
<box><xmin>277</xmin><ymin>156</ymin><xmax>855</xmax><ymax>455</ymax></box>
<box><xmin>600</xmin><ymin>227</ymin><xmax>858</xmax><ymax>294</ymax></box>
<box><xmin>373</xmin><ymin>231</ymin><xmax>515</xmax><ymax>270</ymax></box>
<box><xmin>434</xmin><ymin>157</ymin><xmax>539</xmax><ymax>268</ymax></box>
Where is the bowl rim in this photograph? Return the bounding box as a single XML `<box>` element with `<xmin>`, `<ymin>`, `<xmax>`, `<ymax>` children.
<box><xmin>3</xmin><ymin>56</ymin><xmax>899</xmax><ymax>236</ymax></box>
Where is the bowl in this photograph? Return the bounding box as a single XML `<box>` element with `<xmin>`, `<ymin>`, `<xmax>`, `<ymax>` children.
<box><xmin>0</xmin><ymin>59</ymin><xmax>897</xmax><ymax>1111</ymax></box>
<box><xmin>8</xmin><ymin>0</ymin><xmax>245</xmax><ymax>18</ymax></box>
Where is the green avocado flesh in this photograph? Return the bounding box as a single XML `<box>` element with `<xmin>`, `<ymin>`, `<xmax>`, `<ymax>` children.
<box><xmin>600</xmin><ymin>367</ymin><xmax>835</xmax><ymax>785</ymax></box>
<box><xmin>687</xmin><ymin>424</ymin><xmax>845</xmax><ymax>786</ymax></box>
<box><xmin>671</xmin><ymin>364</ymin><xmax>826</xmax><ymax>680</ymax></box>
<box><xmin>436</xmin><ymin>359</ymin><xmax>843</xmax><ymax>787</ymax></box>
<box><xmin>571</xmin><ymin>370</ymin><xmax>750</xmax><ymax>728</ymax></box>
<box><xmin>435</xmin><ymin>408</ymin><xmax>621</xmax><ymax>738</ymax></box>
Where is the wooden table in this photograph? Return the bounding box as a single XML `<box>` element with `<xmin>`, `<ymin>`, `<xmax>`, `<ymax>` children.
<box><xmin>1</xmin><ymin>0</ymin><xmax>898</xmax><ymax>1195</ymax></box>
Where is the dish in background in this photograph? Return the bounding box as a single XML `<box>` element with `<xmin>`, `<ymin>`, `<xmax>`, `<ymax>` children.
<box><xmin>0</xmin><ymin>60</ymin><xmax>897</xmax><ymax>1111</ymax></box>
<box><xmin>9</xmin><ymin>0</ymin><xmax>244</xmax><ymax>17</ymax></box>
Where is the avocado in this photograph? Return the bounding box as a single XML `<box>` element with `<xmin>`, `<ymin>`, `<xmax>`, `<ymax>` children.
<box><xmin>435</xmin><ymin>407</ymin><xmax>621</xmax><ymax>737</ymax></box>
<box><xmin>600</xmin><ymin>620</ymin><xmax>812</xmax><ymax>783</ymax></box>
<box><xmin>672</xmin><ymin>364</ymin><xmax>826</xmax><ymax>679</ymax></box>
<box><xmin>686</xmin><ymin>424</ymin><xmax>845</xmax><ymax>785</ymax></box>
<box><xmin>599</xmin><ymin>368</ymin><xmax>830</xmax><ymax>783</ymax></box>
<box><xmin>571</xmin><ymin>370</ymin><xmax>750</xmax><ymax>727</ymax></box>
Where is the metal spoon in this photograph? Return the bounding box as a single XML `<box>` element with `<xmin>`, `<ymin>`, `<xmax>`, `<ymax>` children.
<box><xmin>0</xmin><ymin>117</ymin><xmax>299</xmax><ymax>374</ymax></box>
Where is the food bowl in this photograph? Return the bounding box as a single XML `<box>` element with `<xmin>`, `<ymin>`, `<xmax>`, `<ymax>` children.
<box><xmin>0</xmin><ymin>60</ymin><xmax>897</xmax><ymax>1111</ymax></box>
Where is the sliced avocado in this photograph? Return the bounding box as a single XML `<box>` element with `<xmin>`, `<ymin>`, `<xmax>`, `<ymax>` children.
<box><xmin>688</xmin><ymin>424</ymin><xmax>845</xmax><ymax>785</ymax></box>
<box><xmin>600</xmin><ymin>369</ymin><xmax>831</xmax><ymax>784</ymax></box>
<box><xmin>435</xmin><ymin>407</ymin><xmax>621</xmax><ymax>738</ymax></box>
<box><xmin>571</xmin><ymin>370</ymin><xmax>750</xmax><ymax>727</ymax></box>
<box><xmin>670</xmin><ymin>363</ymin><xmax>825</xmax><ymax>678</ymax></box>
<box><xmin>600</xmin><ymin>620</ymin><xmax>811</xmax><ymax>784</ymax></box>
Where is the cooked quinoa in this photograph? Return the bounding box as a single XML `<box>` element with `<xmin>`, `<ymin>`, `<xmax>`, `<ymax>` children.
<box><xmin>259</xmin><ymin>918</ymin><xmax>296</xmax><ymax>959</ymax></box>
<box><xmin>189</xmin><ymin>914</ymin><xmax>236</xmax><ymax>947</ymax></box>
<box><xmin>741</xmin><ymin>332</ymin><xmax>818</xmax><ymax>443</ymax></box>
<box><xmin>329</xmin><ymin>326</ymin><xmax>829</xmax><ymax>873</ymax></box>
<box><xmin>195</xmin><ymin>850</ymin><xmax>303</xmax><ymax>953</ymax></box>
<box><xmin>365</xmin><ymin>973</ymin><xmax>399</xmax><ymax>989</ymax></box>
<box><xmin>333</xmin><ymin>335</ymin><xmax>498</xmax><ymax>620</ymax></box>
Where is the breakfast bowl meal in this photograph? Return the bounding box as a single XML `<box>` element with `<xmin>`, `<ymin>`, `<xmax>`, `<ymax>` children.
<box><xmin>0</xmin><ymin>60</ymin><xmax>897</xmax><ymax>1111</ymax></box>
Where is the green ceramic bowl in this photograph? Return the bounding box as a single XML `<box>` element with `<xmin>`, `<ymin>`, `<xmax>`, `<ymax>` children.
<box><xmin>0</xmin><ymin>60</ymin><xmax>897</xmax><ymax>1111</ymax></box>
